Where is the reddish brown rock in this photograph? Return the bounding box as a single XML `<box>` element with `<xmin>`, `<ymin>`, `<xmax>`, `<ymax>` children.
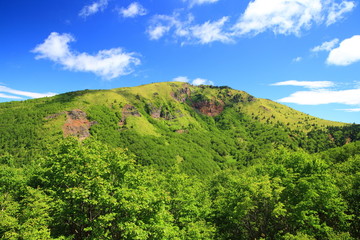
<box><xmin>63</xmin><ymin>109</ymin><xmax>97</xmax><ymax>140</ymax></box>
<box><xmin>192</xmin><ymin>100</ymin><xmax>224</xmax><ymax>117</ymax></box>
<box><xmin>171</xmin><ymin>85</ymin><xmax>191</xmax><ymax>102</ymax></box>
<box><xmin>119</xmin><ymin>104</ymin><xmax>141</xmax><ymax>125</ymax></box>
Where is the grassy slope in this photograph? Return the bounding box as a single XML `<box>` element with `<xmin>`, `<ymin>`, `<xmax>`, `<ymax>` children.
<box><xmin>0</xmin><ymin>82</ymin><xmax>348</xmax><ymax>175</ymax></box>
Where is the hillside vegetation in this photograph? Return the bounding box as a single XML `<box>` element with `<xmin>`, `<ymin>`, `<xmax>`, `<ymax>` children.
<box><xmin>0</xmin><ymin>82</ymin><xmax>359</xmax><ymax>239</ymax></box>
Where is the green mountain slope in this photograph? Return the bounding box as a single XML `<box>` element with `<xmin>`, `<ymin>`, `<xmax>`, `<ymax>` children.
<box><xmin>0</xmin><ymin>82</ymin><xmax>354</xmax><ymax>176</ymax></box>
<box><xmin>1</xmin><ymin>82</ymin><xmax>360</xmax><ymax>239</ymax></box>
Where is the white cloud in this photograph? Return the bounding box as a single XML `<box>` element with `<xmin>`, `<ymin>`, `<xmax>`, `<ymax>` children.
<box><xmin>272</xmin><ymin>80</ymin><xmax>334</xmax><ymax>89</ymax></box>
<box><xmin>147</xmin><ymin>25</ymin><xmax>171</xmax><ymax>40</ymax></box>
<box><xmin>233</xmin><ymin>0</ymin><xmax>355</xmax><ymax>36</ymax></box>
<box><xmin>292</xmin><ymin>57</ymin><xmax>302</xmax><ymax>62</ymax></box>
<box><xmin>339</xmin><ymin>108</ymin><xmax>360</xmax><ymax>112</ymax></box>
<box><xmin>119</xmin><ymin>2</ymin><xmax>147</xmax><ymax>18</ymax></box>
<box><xmin>173</xmin><ymin>76</ymin><xmax>214</xmax><ymax>85</ymax></box>
<box><xmin>32</xmin><ymin>32</ymin><xmax>141</xmax><ymax>80</ymax></box>
<box><xmin>0</xmin><ymin>93</ymin><xmax>23</xmax><ymax>100</ymax></box>
<box><xmin>147</xmin><ymin>13</ymin><xmax>231</xmax><ymax>44</ymax></box>
<box><xmin>327</xmin><ymin>35</ymin><xmax>360</xmax><ymax>66</ymax></box>
<box><xmin>173</xmin><ymin>76</ymin><xmax>190</xmax><ymax>82</ymax></box>
<box><xmin>278</xmin><ymin>88</ymin><xmax>360</xmax><ymax>105</ymax></box>
<box><xmin>192</xmin><ymin>78</ymin><xmax>214</xmax><ymax>86</ymax></box>
<box><xmin>147</xmin><ymin>13</ymin><xmax>193</xmax><ymax>41</ymax></box>
<box><xmin>184</xmin><ymin>0</ymin><xmax>219</xmax><ymax>7</ymax></box>
<box><xmin>190</xmin><ymin>17</ymin><xmax>233</xmax><ymax>44</ymax></box>
<box><xmin>311</xmin><ymin>38</ymin><xmax>339</xmax><ymax>52</ymax></box>
<box><xmin>0</xmin><ymin>85</ymin><xmax>56</xmax><ymax>99</ymax></box>
<box><xmin>79</xmin><ymin>0</ymin><xmax>108</xmax><ymax>18</ymax></box>
<box><xmin>326</xmin><ymin>1</ymin><xmax>355</xmax><ymax>25</ymax></box>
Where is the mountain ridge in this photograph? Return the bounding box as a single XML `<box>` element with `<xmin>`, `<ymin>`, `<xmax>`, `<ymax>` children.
<box><xmin>0</xmin><ymin>81</ymin><xmax>354</xmax><ymax>176</ymax></box>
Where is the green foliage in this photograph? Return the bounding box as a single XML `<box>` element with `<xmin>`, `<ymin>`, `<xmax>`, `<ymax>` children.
<box><xmin>0</xmin><ymin>82</ymin><xmax>359</xmax><ymax>239</ymax></box>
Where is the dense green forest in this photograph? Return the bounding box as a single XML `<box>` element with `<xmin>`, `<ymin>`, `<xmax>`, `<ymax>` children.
<box><xmin>0</xmin><ymin>82</ymin><xmax>359</xmax><ymax>239</ymax></box>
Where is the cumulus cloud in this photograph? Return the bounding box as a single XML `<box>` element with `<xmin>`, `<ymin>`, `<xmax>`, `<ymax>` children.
<box><xmin>192</xmin><ymin>78</ymin><xmax>214</xmax><ymax>86</ymax></box>
<box><xmin>233</xmin><ymin>0</ymin><xmax>355</xmax><ymax>36</ymax></box>
<box><xmin>311</xmin><ymin>38</ymin><xmax>339</xmax><ymax>52</ymax></box>
<box><xmin>147</xmin><ymin>13</ymin><xmax>231</xmax><ymax>44</ymax></box>
<box><xmin>0</xmin><ymin>85</ymin><xmax>56</xmax><ymax>100</ymax></box>
<box><xmin>173</xmin><ymin>76</ymin><xmax>190</xmax><ymax>82</ymax></box>
<box><xmin>173</xmin><ymin>76</ymin><xmax>214</xmax><ymax>85</ymax></box>
<box><xmin>79</xmin><ymin>0</ymin><xmax>108</xmax><ymax>18</ymax></box>
<box><xmin>272</xmin><ymin>80</ymin><xmax>334</xmax><ymax>89</ymax></box>
<box><xmin>32</xmin><ymin>32</ymin><xmax>141</xmax><ymax>80</ymax></box>
<box><xmin>327</xmin><ymin>35</ymin><xmax>360</xmax><ymax>66</ymax></box>
<box><xmin>119</xmin><ymin>2</ymin><xmax>147</xmax><ymax>18</ymax></box>
<box><xmin>278</xmin><ymin>88</ymin><xmax>360</xmax><ymax>105</ymax></box>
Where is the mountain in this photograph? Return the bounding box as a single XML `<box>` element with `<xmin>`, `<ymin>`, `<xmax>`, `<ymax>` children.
<box><xmin>1</xmin><ymin>82</ymin><xmax>360</xmax><ymax>239</ymax></box>
<box><xmin>0</xmin><ymin>81</ymin><xmax>354</xmax><ymax>175</ymax></box>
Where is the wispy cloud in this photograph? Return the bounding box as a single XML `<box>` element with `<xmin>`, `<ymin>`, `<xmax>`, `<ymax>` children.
<box><xmin>118</xmin><ymin>2</ymin><xmax>147</xmax><ymax>18</ymax></box>
<box><xmin>292</xmin><ymin>57</ymin><xmax>302</xmax><ymax>62</ymax></box>
<box><xmin>0</xmin><ymin>85</ymin><xmax>56</xmax><ymax>100</ymax></box>
<box><xmin>272</xmin><ymin>80</ymin><xmax>334</xmax><ymax>89</ymax></box>
<box><xmin>183</xmin><ymin>0</ymin><xmax>220</xmax><ymax>8</ymax></box>
<box><xmin>272</xmin><ymin>80</ymin><xmax>360</xmax><ymax>108</ymax></box>
<box><xmin>147</xmin><ymin>12</ymin><xmax>193</xmax><ymax>41</ymax></box>
<box><xmin>278</xmin><ymin>89</ymin><xmax>360</xmax><ymax>105</ymax></box>
<box><xmin>32</xmin><ymin>32</ymin><xmax>141</xmax><ymax>80</ymax></box>
<box><xmin>311</xmin><ymin>38</ymin><xmax>339</xmax><ymax>52</ymax></box>
<box><xmin>0</xmin><ymin>93</ymin><xmax>23</xmax><ymax>100</ymax></box>
<box><xmin>326</xmin><ymin>0</ymin><xmax>355</xmax><ymax>25</ymax></box>
<box><xmin>147</xmin><ymin>12</ymin><xmax>231</xmax><ymax>44</ymax></box>
<box><xmin>327</xmin><ymin>35</ymin><xmax>360</xmax><ymax>66</ymax></box>
<box><xmin>147</xmin><ymin>0</ymin><xmax>355</xmax><ymax>45</ymax></box>
<box><xmin>232</xmin><ymin>0</ymin><xmax>355</xmax><ymax>36</ymax></box>
<box><xmin>340</xmin><ymin>108</ymin><xmax>360</xmax><ymax>112</ymax></box>
<box><xmin>173</xmin><ymin>76</ymin><xmax>214</xmax><ymax>85</ymax></box>
<box><xmin>190</xmin><ymin>17</ymin><xmax>233</xmax><ymax>44</ymax></box>
<box><xmin>79</xmin><ymin>0</ymin><xmax>108</xmax><ymax>18</ymax></box>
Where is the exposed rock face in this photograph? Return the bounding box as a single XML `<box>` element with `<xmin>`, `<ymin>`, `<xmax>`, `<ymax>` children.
<box><xmin>149</xmin><ymin>105</ymin><xmax>162</xmax><ymax>119</ymax></box>
<box><xmin>45</xmin><ymin>112</ymin><xmax>65</xmax><ymax>120</ymax></box>
<box><xmin>63</xmin><ymin>109</ymin><xmax>97</xmax><ymax>140</ymax></box>
<box><xmin>171</xmin><ymin>85</ymin><xmax>191</xmax><ymax>102</ymax></box>
<box><xmin>119</xmin><ymin>104</ymin><xmax>141</xmax><ymax>125</ymax></box>
<box><xmin>192</xmin><ymin>100</ymin><xmax>224</xmax><ymax>117</ymax></box>
<box><xmin>248</xmin><ymin>95</ymin><xmax>256</xmax><ymax>102</ymax></box>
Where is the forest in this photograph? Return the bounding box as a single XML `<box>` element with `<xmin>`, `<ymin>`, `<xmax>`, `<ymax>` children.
<box><xmin>0</xmin><ymin>82</ymin><xmax>359</xmax><ymax>239</ymax></box>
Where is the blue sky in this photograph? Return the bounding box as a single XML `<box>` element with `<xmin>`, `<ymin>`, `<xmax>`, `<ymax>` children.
<box><xmin>1</xmin><ymin>0</ymin><xmax>360</xmax><ymax>123</ymax></box>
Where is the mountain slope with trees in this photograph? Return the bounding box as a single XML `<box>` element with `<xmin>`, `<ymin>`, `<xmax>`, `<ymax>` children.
<box><xmin>0</xmin><ymin>82</ymin><xmax>359</xmax><ymax>239</ymax></box>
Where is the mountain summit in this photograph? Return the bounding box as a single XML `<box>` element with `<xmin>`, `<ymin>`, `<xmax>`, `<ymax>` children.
<box><xmin>0</xmin><ymin>81</ymin><xmax>353</xmax><ymax>175</ymax></box>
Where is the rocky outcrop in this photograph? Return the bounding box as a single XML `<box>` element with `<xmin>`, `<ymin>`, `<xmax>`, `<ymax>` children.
<box><xmin>192</xmin><ymin>100</ymin><xmax>224</xmax><ymax>117</ymax></box>
<box><xmin>119</xmin><ymin>104</ymin><xmax>141</xmax><ymax>126</ymax></box>
<box><xmin>148</xmin><ymin>105</ymin><xmax>162</xmax><ymax>119</ymax></box>
<box><xmin>171</xmin><ymin>85</ymin><xmax>191</xmax><ymax>102</ymax></box>
<box><xmin>45</xmin><ymin>112</ymin><xmax>66</xmax><ymax>120</ymax></box>
<box><xmin>63</xmin><ymin>109</ymin><xmax>97</xmax><ymax>140</ymax></box>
